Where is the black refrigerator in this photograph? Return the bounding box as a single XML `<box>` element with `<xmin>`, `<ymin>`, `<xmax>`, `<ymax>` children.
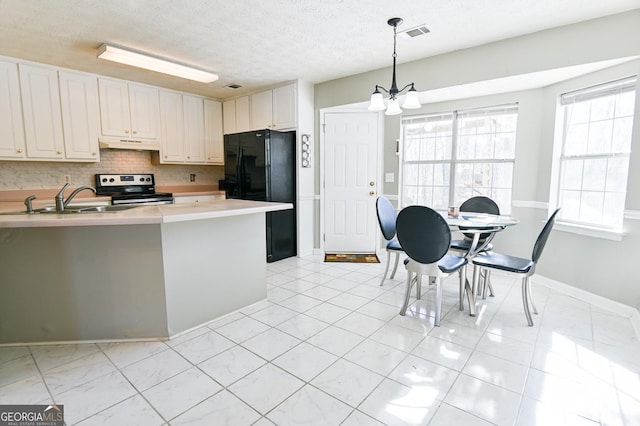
<box><xmin>223</xmin><ymin>129</ymin><xmax>296</xmax><ymax>263</ymax></box>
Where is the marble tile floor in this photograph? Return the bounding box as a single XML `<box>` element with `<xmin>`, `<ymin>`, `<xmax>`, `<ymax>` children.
<box><xmin>1</xmin><ymin>254</ymin><xmax>639</xmax><ymax>425</ymax></box>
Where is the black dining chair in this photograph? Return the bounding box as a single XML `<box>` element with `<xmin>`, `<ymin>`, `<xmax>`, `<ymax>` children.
<box><xmin>396</xmin><ymin>205</ymin><xmax>468</xmax><ymax>326</ymax></box>
<box><xmin>450</xmin><ymin>196</ymin><xmax>500</xmax><ymax>301</ymax></box>
<box><xmin>472</xmin><ymin>208</ymin><xmax>560</xmax><ymax>326</ymax></box>
<box><xmin>376</xmin><ymin>196</ymin><xmax>404</xmax><ymax>286</ymax></box>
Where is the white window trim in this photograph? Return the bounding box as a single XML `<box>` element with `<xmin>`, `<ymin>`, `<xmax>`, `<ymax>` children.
<box><xmin>400</xmin><ymin>104</ymin><xmax>518</xmax><ymax>210</ymax></box>
<box><xmin>548</xmin><ymin>75</ymin><xmax>637</xmax><ymax>236</ymax></box>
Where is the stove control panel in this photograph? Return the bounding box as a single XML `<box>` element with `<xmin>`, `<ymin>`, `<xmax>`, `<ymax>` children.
<box><xmin>95</xmin><ymin>174</ymin><xmax>155</xmax><ymax>188</ymax></box>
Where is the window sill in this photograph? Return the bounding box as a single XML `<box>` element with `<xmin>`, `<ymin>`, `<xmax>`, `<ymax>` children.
<box><xmin>555</xmin><ymin>222</ymin><xmax>625</xmax><ymax>241</ymax></box>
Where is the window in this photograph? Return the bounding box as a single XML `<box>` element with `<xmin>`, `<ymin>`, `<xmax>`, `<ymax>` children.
<box><xmin>554</xmin><ymin>77</ymin><xmax>636</xmax><ymax>231</ymax></box>
<box><xmin>400</xmin><ymin>105</ymin><xmax>518</xmax><ymax>213</ymax></box>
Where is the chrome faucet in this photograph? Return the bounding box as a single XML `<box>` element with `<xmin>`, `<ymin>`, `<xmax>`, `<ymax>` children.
<box><xmin>55</xmin><ymin>183</ymin><xmax>96</xmax><ymax>212</ymax></box>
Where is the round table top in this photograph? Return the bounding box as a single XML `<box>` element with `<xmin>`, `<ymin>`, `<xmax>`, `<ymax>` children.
<box><xmin>444</xmin><ymin>211</ymin><xmax>520</xmax><ymax>229</ymax></box>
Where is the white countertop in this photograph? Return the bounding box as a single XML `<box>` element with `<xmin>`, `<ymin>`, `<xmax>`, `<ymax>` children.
<box><xmin>0</xmin><ymin>199</ymin><xmax>293</xmax><ymax>228</ymax></box>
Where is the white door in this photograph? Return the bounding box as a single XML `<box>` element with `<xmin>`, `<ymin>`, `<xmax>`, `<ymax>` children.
<box><xmin>324</xmin><ymin>112</ymin><xmax>379</xmax><ymax>253</ymax></box>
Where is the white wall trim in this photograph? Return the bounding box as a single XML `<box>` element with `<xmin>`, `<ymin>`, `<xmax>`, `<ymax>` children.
<box><xmin>299</xmin><ymin>195</ymin><xmax>317</xmax><ymax>201</ymax></box>
<box><xmin>382</xmin><ymin>194</ymin><xmax>398</xmax><ymax>201</ymax></box>
<box><xmin>625</xmin><ymin>209</ymin><xmax>640</xmax><ymax>220</ymax></box>
<box><xmin>512</xmin><ymin>201</ymin><xmax>640</xmax><ymax>221</ymax></box>
<box><xmin>512</xmin><ymin>200</ymin><xmax>548</xmax><ymax>209</ymax></box>
<box><xmin>533</xmin><ymin>274</ymin><xmax>640</xmax><ymax>338</ymax></box>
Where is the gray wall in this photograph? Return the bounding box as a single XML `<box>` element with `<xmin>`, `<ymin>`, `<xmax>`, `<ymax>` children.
<box><xmin>313</xmin><ymin>10</ymin><xmax>640</xmax><ymax>310</ymax></box>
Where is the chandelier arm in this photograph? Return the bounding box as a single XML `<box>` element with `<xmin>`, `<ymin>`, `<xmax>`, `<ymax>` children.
<box><xmin>397</xmin><ymin>83</ymin><xmax>416</xmax><ymax>94</ymax></box>
<box><xmin>375</xmin><ymin>85</ymin><xmax>390</xmax><ymax>94</ymax></box>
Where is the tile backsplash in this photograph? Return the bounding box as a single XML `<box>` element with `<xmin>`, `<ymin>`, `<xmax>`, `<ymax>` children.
<box><xmin>0</xmin><ymin>149</ymin><xmax>224</xmax><ymax>190</ymax></box>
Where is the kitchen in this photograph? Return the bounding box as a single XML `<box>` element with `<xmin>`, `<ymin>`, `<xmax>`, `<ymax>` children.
<box><xmin>1</xmin><ymin>1</ymin><xmax>640</xmax><ymax>425</ymax></box>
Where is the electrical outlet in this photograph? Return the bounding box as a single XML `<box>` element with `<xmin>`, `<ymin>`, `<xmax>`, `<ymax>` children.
<box><xmin>189</xmin><ymin>174</ymin><xmax>196</xmax><ymax>182</ymax></box>
<box><xmin>64</xmin><ymin>175</ymin><xmax>71</xmax><ymax>184</ymax></box>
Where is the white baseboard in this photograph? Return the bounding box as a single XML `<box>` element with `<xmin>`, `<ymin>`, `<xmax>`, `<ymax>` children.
<box><xmin>533</xmin><ymin>274</ymin><xmax>640</xmax><ymax>339</ymax></box>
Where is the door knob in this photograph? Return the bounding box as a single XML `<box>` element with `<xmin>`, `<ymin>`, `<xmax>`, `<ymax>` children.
<box><xmin>369</xmin><ymin>191</ymin><xmax>375</xmax><ymax>196</ymax></box>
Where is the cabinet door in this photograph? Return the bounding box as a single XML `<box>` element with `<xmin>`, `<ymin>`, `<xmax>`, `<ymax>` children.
<box><xmin>159</xmin><ymin>90</ymin><xmax>184</xmax><ymax>163</ymax></box>
<box><xmin>98</xmin><ymin>78</ymin><xmax>131</xmax><ymax>138</ymax></box>
<box><xmin>183</xmin><ymin>95</ymin><xmax>205</xmax><ymax>163</ymax></box>
<box><xmin>0</xmin><ymin>60</ymin><xmax>26</xmax><ymax>159</ymax></box>
<box><xmin>272</xmin><ymin>84</ymin><xmax>296</xmax><ymax>130</ymax></box>
<box><xmin>204</xmin><ymin>99</ymin><xmax>224</xmax><ymax>164</ymax></box>
<box><xmin>235</xmin><ymin>95</ymin><xmax>251</xmax><ymax>132</ymax></box>
<box><xmin>59</xmin><ymin>71</ymin><xmax>100</xmax><ymax>161</ymax></box>
<box><xmin>129</xmin><ymin>83</ymin><xmax>159</xmax><ymax>141</ymax></box>
<box><xmin>19</xmin><ymin>64</ymin><xmax>65</xmax><ymax>159</ymax></box>
<box><xmin>251</xmin><ymin>90</ymin><xmax>273</xmax><ymax>130</ymax></box>
<box><xmin>222</xmin><ymin>99</ymin><xmax>236</xmax><ymax>135</ymax></box>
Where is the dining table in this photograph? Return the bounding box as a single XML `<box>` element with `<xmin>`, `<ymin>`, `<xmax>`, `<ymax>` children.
<box><xmin>444</xmin><ymin>211</ymin><xmax>520</xmax><ymax>317</ymax></box>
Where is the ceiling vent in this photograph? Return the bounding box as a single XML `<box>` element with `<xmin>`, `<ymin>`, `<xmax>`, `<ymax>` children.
<box><xmin>225</xmin><ymin>83</ymin><xmax>243</xmax><ymax>90</ymax></box>
<box><xmin>398</xmin><ymin>25</ymin><xmax>430</xmax><ymax>39</ymax></box>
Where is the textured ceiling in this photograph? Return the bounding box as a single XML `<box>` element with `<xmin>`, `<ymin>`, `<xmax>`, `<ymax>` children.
<box><xmin>0</xmin><ymin>0</ymin><xmax>638</xmax><ymax>99</ymax></box>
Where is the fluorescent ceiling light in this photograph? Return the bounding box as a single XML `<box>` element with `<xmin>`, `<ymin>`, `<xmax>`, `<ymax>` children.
<box><xmin>97</xmin><ymin>44</ymin><xmax>218</xmax><ymax>83</ymax></box>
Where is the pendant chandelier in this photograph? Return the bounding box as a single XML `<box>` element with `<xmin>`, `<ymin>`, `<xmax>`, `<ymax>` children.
<box><xmin>368</xmin><ymin>18</ymin><xmax>421</xmax><ymax>115</ymax></box>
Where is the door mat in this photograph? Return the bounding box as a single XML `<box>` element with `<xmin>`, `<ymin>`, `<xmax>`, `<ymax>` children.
<box><xmin>324</xmin><ymin>253</ymin><xmax>380</xmax><ymax>263</ymax></box>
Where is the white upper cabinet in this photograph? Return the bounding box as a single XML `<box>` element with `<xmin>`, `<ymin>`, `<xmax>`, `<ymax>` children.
<box><xmin>159</xmin><ymin>90</ymin><xmax>184</xmax><ymax>163</ymax></box>
<box><xmin>223</xmin><ymin>95</ymin><xmax>251</xmax><ymax>134</ymax></box>
<box><xmin>272</xmin><ymin>83</ymin><xmax>297</xmax><ymax>130</ymax></box>
<box><xmin>19</xmin><ymin>64</ymin><xmax>65</xmax><ymax>160</ymax></box>
<box><xmin>223</xmin><ymin>83</ymin><xmax>297</xmax><ymax>134</ymax></box>
<box><xmin>235</xmin><ymin>95</ymin><xmax>251</xmax><ymax>132</ymax></box>
<box><xmin>158</xmin><ymin>91</ymin><xmax>216</xmax><ymax>165</ymax></box>
<box><xmin>183</xmin><ymin>94</ymin><xmax>205</xmax><ymax>163</ymax></box>
<box><xmin>222</xmin><ymin>99</ymin><xmax>237</xmax><ymax>135</ymax></box>
<box><xmin>0</xmin><ymin>60</ymin><xmax>26</xmax><ymax>159</ymax></box>
<box><xmin>58</xmin><ymin>71</ymin><xmax>100</xmax><ymax>161</ymax></box>
<box><xmin>204</xmin><ymin>99</ymin><xmax>224</xmax><ymax>165</ymax></box>
<box><xmin>251</xmin><ymin>90</ymin><xmax>273</xmax><ymax>130</ymax></box>
<box><xmin>98</xmin><ymin>78</ymin><xmax>159</xmax><ymax>143</ymax></box>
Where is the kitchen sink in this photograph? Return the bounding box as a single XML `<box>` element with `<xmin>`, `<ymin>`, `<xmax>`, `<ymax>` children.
<box><xmin>0</xmin><ymin>205</ymin><xmax>141</xmax><ymax>215</ymax></box>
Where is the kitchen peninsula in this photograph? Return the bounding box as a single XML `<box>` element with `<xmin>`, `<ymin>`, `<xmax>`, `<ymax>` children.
<box><xmin>0</xmin><ymin>199</ymin><xmax>292</xmax><ymax>344</ymax></box>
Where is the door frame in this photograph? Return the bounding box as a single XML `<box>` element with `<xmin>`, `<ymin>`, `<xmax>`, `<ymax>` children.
<box><xmin>319</xmin><ymin>106</ymin><xmax>384</xmax><ymax>254</ymax></box>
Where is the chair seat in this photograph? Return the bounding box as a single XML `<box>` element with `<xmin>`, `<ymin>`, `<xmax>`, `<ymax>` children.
<box><xmin>450</xmin><ymin>239</ymin><xmax>493</xmax><ymax>252</ymax></box>
<box><xmin>404</xmin><ymin>254</ymin><xmax>467</xmax><ymax>274</ymax></box>
<box><xmin>386</xmin><ymin>239</ymin><xmax>403</xmax><ymax>251</ymax></box>
<box><xmin>472</xmin><ymin>251</ymin><xmax>533</xmax><ymax>274</ymax></box>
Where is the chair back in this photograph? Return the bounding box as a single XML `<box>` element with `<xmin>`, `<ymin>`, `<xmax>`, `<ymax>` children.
<box><xmin>460</xmin><ymin>196</ymin><xmax>500</xmax><ymax>240</ymax></box>
<box><xmin>396</xmin><ymin>206</ymin><xmax>451</xmax><ymax>264</ymax></box>
<box><xmin>532</xmin><ymin>208</ymin><xmax>560</xmax><ymax>263</ymax></box>
<box><xmin>460</xmin><ymin>196</ymin><xmax>500</xmax><ymax>215</ymax></box>
<box><xmin>376</xmin><ymin>197</ymin><xmax>398</xmax><ymax>241</ymax></box>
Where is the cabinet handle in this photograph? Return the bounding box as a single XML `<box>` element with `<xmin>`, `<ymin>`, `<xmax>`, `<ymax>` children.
<box><xmin>56</xmin><ymin>151</ymin><xmax>62</xmax><ymax>155</ymax></box>
<box><xmin>124</xmin><ymin>130</ymin><xmax>129</xmax><ymax>134</ymax></box>
<box><xmin>132</xmin><ymin>130</ymin><xmax>137</xmax><ymax>135</ymax></box>
<box><xmin>187</xmin><ymin>156</ymin><xmax>190</xmax><ymax>159</ymax></box>
<box><xmin>164</xmin><ymin>155</ymin><xmax>167</xmax><ymax>158</ymax></box>
<box><xmin>92</xmin><ymin>152</ymin><xmax>96</xmax><ymax>156</ymax></box>
<box><xmin>16</xmin><ymin>148</ymin><xmax>22</xmax><ymax>153</ymax></box>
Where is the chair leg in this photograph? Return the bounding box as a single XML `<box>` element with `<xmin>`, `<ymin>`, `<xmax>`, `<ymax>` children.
<box><xmin>380</xmin><ymin>250</ymin><xmax>392</xmax><ymax>286</ymax></box>
<box><xmin>416</xmin><ymin>274</ymin><xmax>422</xmax><ymax>299</ymax></box>
<box><xmin>485</xmin><ymin>270</ymin><xmax>495</xmax><ymax>298</ymax></box>
<box><xmin>526</xmin><ymin>276</ymin><xmax>538</xmax><ymax>315</ymax></box>
<box><xmin>389</xmin><ymin>252</ymin><xmax>400</xmax><ymax>279</ymax></box>
<box><xmin>459</xmin><ymin>265</ymin><xmax>466</xmax><ymax>311</ymax></box>
<box><xmin>521</xmin><ymin>276</ymin><xmax>534</xmax><ymax>326</ymax></box>
<box><xmin>434</xmin><ymin>277</ymin><xmax>442</xmax><ymax>327</ymax></box>
<box><xmin>400</xmin><ymin>272</ymin><xmax>414</xmax><ymax>316</ymax></box>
